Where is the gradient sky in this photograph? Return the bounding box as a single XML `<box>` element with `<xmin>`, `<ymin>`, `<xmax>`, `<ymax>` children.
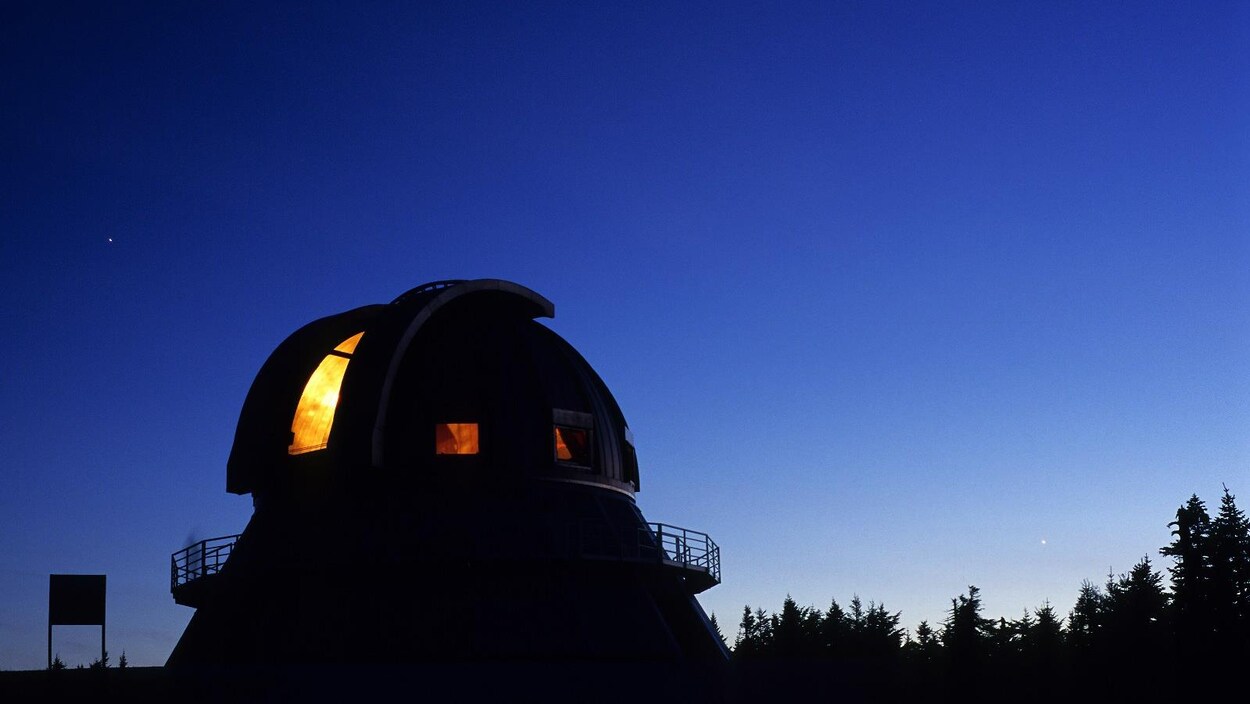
<box><xmin>2</xmin><ymin>1</ymin><xmax>1247</xmax><ymax>669</ymax></box>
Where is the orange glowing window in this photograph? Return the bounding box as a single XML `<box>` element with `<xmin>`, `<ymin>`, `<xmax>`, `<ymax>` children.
<box><xmin>435</xmin><ymin>423</ymin><xmax>479</xmax><ymax>455</ymax></box>
<box><xmin>554</xmin><ymin>426</ymin><xmax>591</xmax><ymax>466</ymax></box>
<box><xmin>288</xmin><ymin>332</ymin><xmax>363</xmax><ymax>455</ymax></box>
<box><xmin>334</xmin><ymin>332</ymin><xmax>364</xmax><ymax>354</ymax></box>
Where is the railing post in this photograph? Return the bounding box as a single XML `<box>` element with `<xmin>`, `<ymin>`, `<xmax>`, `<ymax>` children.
<box><xmin>171</xmin><ymin>534</ymin><xmax>241</xmax><ymax>593</ymax></box>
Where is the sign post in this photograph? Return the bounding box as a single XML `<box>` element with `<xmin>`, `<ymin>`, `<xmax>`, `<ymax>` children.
<box><xmin>48</xmin><ymin>574</ymin><xmax>106</xmax><ymax>668</ymax></box>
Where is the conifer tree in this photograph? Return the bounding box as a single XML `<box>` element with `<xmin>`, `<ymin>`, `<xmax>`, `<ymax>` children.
<box><xmin>773</xmin><ymin>595</ymin><xmax>807</xmax><ymax>657</ymax></box>
<box><xmin>801</xmin><ymin>601</ymin><xmax>824</xmax><ymax>655</ymax></box>
<box><xmin>752</xmin><ymin>606</ymin><xmax>773</xmax><ymax>655</ymax></box>
<box><xmin>906</xmin><ymin>620</ymin><xmax>941</xmax><ymax>664</ymax></box>
<box><xmin>1066</xmin><ymin>579</ymin><xmax>1104</xmax><ymax>657</ymax></box>
<box><xmin>985</xmin><ymin>614</ymin><xmax>1032</xmax><ymax>687</ymax></box>
<box><xmin>1160</xmin><ymin>494</ymin><xmax>1212</xmax><ymax>658</ymax></box>
<box><xmin>901</xmin><ymin>620</ymin><xmax>942</xmax><ymax>692</ymax></box>
<box><xmin>1012</xmin><ymin>601</ymin><xmax>1065</xmax><ymax>693</ymax></box>
<box><xmin>1102</xmin><ymin>557</ymin><xmax>1170</xmax><ymax>681</ymax></box>
<box><xmin>1029</xmin><ymin>601</ymin><xmax>1063</xmax><ymax>668</ymax></box>
<box><xmin>823</xmin><ymin>598</ymin><xmax>850</xmax><ymax>657</ymax></box>
<box><xmin>734</xmin><ymin>605</ymin><xmax>762</xmax><ymax>657</ymax></box>
<box><xmin>1209</xmin><ymin>486</ymin><xmax>1250</xmax><ymax>655</ymax></box>
<box><xmin>861</xmin><ymin>601</ymin><xmax>904</xmax><ymax>657</ymax></box>
<box><xmin>941</xmin><ymin>585</ymin><xmax>993</xmax><ymax>688</ymax></box>
<box><xmin>988</xmin><ymin>616</ymin><xmax>1016</xmax><ymax>664</ymax></box>
<box><xmin>846</xmin><ymin>595</ymin><xmax>867</xmax><ymax>656</ymax></box>
<box><xmin>709</xmin><ymin>613</ymin><xmax>727</xmax><ymax>647</ymax></box>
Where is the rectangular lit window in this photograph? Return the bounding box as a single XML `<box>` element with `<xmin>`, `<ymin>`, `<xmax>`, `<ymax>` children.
<box><xmin>435</xmin><ymin>423</ymin><xmax>479</xmax><ymax>455</ymax></box>
<box><xmin>554</xmin><ymin>426</ymin><xmax>591</xmax><ymax>466</ymax></box>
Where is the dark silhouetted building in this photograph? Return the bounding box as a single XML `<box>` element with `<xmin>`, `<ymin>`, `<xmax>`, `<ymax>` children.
<box><xmin>167</xmin><ymin>279</ymin><xmax>725</xmax><ymax>668</ymax></box>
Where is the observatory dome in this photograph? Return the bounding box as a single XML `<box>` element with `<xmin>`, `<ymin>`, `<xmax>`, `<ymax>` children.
<box><xmin>226</xmin><ymin>279</ymin><xmax>639</xmax><ymax>500</ymax></box>
<box><xmin>169</xmin><ymin>279</ymin><xmax>723</xmax><ymax>667</ymax></box>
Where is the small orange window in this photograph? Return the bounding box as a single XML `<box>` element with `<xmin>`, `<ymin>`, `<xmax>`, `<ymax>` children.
<box><xmin>435</xmin><ymin>423</ymin><xmax>479</xmax><ymax>455</ymax></box>
<box><xmin>554</xmin><ymin>426</ymin><xmax>591</xmax><ymax>465</ymax></box>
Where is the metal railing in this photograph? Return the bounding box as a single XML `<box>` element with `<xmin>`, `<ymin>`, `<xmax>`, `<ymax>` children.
<box><xmin>171</xmin><ymin>535</ymin><xmax>240</xmax><ymax>592</ymax></box>
<box><xmin>641</xmin><ymin>523</ymin><xmax>721</xmax><ymax>585</ymax></box>
<box><xmin>390</xmin><ymin>279</ymin><xmax>465</xmax><ymax>304</ymax></box>
<box><xmin>168</xmin><ymin>523</ymin><xmax>719</xmax><ymax>593</ymax></box>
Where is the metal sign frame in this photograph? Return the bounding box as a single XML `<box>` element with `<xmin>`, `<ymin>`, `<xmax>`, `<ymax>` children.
<box><xmin>48</xmin><ymin>574</ymin><xmax>106</xmax><ymax>668</ymax></box>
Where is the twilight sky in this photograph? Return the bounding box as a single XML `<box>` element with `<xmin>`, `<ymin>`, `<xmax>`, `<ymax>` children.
<box><xmin>2</xmin><ymin>1</ymin><xmax>1247</xmax><ymax>669</ymax></box>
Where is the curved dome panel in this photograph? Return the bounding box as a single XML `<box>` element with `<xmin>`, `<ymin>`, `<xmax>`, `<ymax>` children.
<box><xmin>226</xmin><ymin>305</ymin><xmax>383</xmax><ymax>494</ymax></box>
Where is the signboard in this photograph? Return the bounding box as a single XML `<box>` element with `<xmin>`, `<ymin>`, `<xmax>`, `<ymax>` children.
<box><xmin>48</xmin><ymin>574</ymin><xmax>106</xmax><ymax>668</ymax></box>
<box><xmin>49</xmin><ymin>574</ymin><xmax>106</xmax><ymax>625</ymax></box>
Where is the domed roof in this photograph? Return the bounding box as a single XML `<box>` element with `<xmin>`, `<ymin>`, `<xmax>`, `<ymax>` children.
<box><xmin>226</xmin><ymin>280</ymin><xmax>640</xmax><ymax>498</ymax></box>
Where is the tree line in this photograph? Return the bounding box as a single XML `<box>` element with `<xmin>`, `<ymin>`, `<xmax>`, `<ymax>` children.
<box><xmin>720</xmin><ymin>486</ymin><xmax>1250</xmax><ymax>699</ymax></box>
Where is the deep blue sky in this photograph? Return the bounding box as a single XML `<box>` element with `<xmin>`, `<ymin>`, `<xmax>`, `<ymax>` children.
<box><xmin>2</xmin><ymin>1</ymin><xmax>1247</xmax><ymax>668</ymax></box>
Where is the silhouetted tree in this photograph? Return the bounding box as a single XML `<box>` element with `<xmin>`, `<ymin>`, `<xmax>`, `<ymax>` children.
<box><xmin>847</xmin><ymin>595</ymin><xmax>866</xmax><ymax>649</ymax></box>
<box><xmin>988</xmin><ymin>616</ymin><xmax>1018</xmax><ymax>666</ymax></box>
<box><xmin>49</xmin><ymin>654</ymin><xmax>65</xmax><ymax>671</ymax></box>
<box><xmin>759</xmin><ymin>596</ymin><xmax>826</xmax><ymax>657</ymax></box>
<box><xmin>1160</xmin><ymin>494</ymin><xmax>1212</xmax><ymax>663</ymax></box>
<box><xmin>772</xmin><ymin>595</ymin><xmax>808</xmax><ymax>657</ymax></box>
<box><xmin>942</xmin><ymin>585</ymin><xmax>993</xmax><ymax>692</ymax></box>
<box><xmin>118</xmin><ymin>651</ymin><xmax>128</xmax><ymax>669</ymax></box>
<box><xmin>734</xmin><ymin>605</ymin><xmax>772</xmax><ymax>657</ymax></box>
<box><xmin>734</xmin><ymin>605</ymin><xmax>758</xmax><ymax>656</ymax></box>
<box><xmin>1066</xmin><ymin>579</ymin><xmax>1104</xmax><ymax>664</ymax></box>
<box><xmin>709</xmin><ymin>613</ymin><xmax>727</xmax><ymax>647</ymax></box>
<box><xmin>1011</xmin><ymin>610</ymin><xmax>1035</xmax><ymax>645</ymax></box>
<box><xmin>753</xmin><ymin>607</ymin><xmax>774</xmax><ymax>655</ymax></box>
<box><xmin>801</xmin><ymin>600</ymin><xmax>824</xmax><ymax>655</ymax></box>
<box><xmin>1027</xmin><ymin>601</ymin><xmax>1063</xmax><ymax>672</ymax></box>
<box><xmin>88</xmin><ymin>650</ymin><xmax>109</xmax><ymax>669</ymax></box>
<box><xmin>904</xmin><ymin>619</ymin><xmax>941</xmax><ymax>664</ymax></box>
<box><xmin>855</xmin><ymin>599</ymin><xmax>903</xmax><ymax>658</ymax></box>
<box><xmin>900</xmin><ymin>619</ymin><xmax>943</xmax><ymax>693</ymax></box>
<box><xmin>1005</xmin><ymin>601</ymin><xmax>1066</xmax><ymax>697</ymax></box>
<box><xmin>983</xmin><ymin>612</ymin><xmax>1035</xmax><ymax>695</ymax></box>
<box><xmin>1102</xmin><ymin>557</ymin><xmax>1170</xmax><ymax>687</ymax></box>
<box><xmin>1209</xmin><ymin>486</ymin><xmax>1250</xmax><ymax>656</ymax></box>
<box><xmin>822</xmin><ymin>598</ymin><xmax>850</xmax><ymax>657</ymax></box>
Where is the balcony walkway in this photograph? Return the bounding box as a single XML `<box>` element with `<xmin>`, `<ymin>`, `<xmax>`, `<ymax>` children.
<box><xmin>171</xmin><ymin>522</ymin><xmax>720</xmax><ymax>606</ymax></box>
